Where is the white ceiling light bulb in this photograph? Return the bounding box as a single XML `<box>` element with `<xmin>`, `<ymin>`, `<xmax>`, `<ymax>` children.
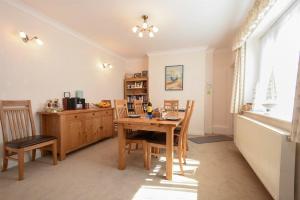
<box><xmin>19</xmin><ymin>31</ymin><xmax>27</xmax><ymax>39</ymax></box>
<box><xmin>149</xmin><ymin>32</ymin><xmax>154</xmax><ymax>38</ymax></box>
<box><xmin>35</xmin><ymin>38</ymin><xmax>43</xmax><ymax>45</ymax></box>
<box><xmin>138</xmin><ymin>32</ymin><xmax>143</xmax><ymax>38</ymax></box>
<box><xmin>152</xmin><ymin>26</ymin><xmax>159</xmax><ymax>33</ymax></box>
<box><xmin>142</xmin><ymin>22</ymin><xmax>148</xmax><ymax>29</ymax></box>
<box><xmin>132</xmin><ymin>26</ymin><xmax>138</xmax><ymax>33</ymax></box>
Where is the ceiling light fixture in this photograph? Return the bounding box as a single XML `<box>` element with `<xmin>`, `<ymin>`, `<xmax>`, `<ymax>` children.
<box><xmin>19</xmin><ymin>31</ymin><xmax>43</xmax><ymax>45</ymax></box>
<box><xmin>132</xmin><ymin>15</ymin><xmax>158</xmax><ymax>38</ymax></box>
<box><xmin>99</xmin><ymin>63</ymin><xmax>112</xmax><ymax>70</ymax></box>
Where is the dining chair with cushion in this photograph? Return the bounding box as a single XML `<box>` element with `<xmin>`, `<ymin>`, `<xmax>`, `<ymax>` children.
<box><xmin>0</xmin><ymin>100</ymin><xmax>57</xmax><ymax>180</ymax></box>
<box><xmin>164</xmin><ymin>100</ymin><xmax>179</xmax><ymax>117</ymax></box>
<box><xmin>133</xmin><ymin>99</ymin><xmax>145</xmax><ymax>115</ymax></box>
<box><xmin>114</xmin><ymin>100</ymin><xmax>151</xmax><ymax>167</ymax></box>
<box><xmin>146</xmin><ymin>100</ymin><xmax>195</xmax><ymax>175</ymax></box>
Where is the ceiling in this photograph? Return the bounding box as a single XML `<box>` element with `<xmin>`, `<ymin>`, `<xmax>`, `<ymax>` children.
<box><xmin>20</xmin><ymin>0</ymin><xmax>254</xmax><ymax>59</ymax></box>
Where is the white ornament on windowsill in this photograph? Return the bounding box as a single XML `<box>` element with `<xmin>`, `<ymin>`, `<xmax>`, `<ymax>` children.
<box><xmin>263</xmin><ymin>70</ymin><xmax>277</xmax><ymax>113</ymax></box>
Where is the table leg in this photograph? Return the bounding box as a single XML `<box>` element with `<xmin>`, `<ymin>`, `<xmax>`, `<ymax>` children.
<box><xmin>166</xmin><ymin>127</ymin><xmax>174</xmax><ymax>180</ymax></box>
<box><xmin>118</xmin><ymin>124</ymin><xmax>126</xmax><ymax>170</ymax></box>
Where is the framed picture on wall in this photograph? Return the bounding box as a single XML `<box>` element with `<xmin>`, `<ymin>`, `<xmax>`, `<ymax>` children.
<box><xmin>165</xmin><ymin>65</ymin><xmax>184</xmax><ymax>91</ymax></box>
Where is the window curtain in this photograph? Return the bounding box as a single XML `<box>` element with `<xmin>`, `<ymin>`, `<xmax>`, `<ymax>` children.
<box><xmin>291</xmin><ymin>56</ymin><xmax>300</xmax><ymax>142</ymax></box>
<box><xmin>233</xmin><ymin>0</ymin><xmax>277</xmax><ymax>50</ymax></box>
<box><xmin>230</xmin><ymin>45</ymin><xmax>245</xmax><ymax>114</ymax></box>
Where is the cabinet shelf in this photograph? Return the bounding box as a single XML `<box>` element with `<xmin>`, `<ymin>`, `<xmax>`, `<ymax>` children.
<box><xmin>124</xmin><ymin>75</ymin><xmax>149</xmax><ymax>110</ymax></box>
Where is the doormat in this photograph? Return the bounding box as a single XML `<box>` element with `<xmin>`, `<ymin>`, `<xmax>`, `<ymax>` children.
<box><xmin>189</xmin><ymin>135</ymin><xmax>233</xmax><ymax>144</ymax></box>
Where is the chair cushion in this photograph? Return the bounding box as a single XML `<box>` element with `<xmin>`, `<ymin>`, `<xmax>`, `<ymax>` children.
<box><xmin>6</xmin><ymin>135</ymin><xmax>57</xmax><ymax>149</ymax></box>
<box><xmin>146</xmin><ymin>133</ymin><xmax>179</xmax><ymax>146</ymax></box>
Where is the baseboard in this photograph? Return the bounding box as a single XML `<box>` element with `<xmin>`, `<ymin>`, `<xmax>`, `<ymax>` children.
<box><xmin>189</xmin><ymin>130</ymin><xmax>205</xmax><ymax>136</ymax></box>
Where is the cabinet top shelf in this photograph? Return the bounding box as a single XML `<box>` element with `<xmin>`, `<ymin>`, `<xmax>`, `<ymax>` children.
<box><xmin>39</xmin><ymin>108</ymin><xmax>114</xmax><ymax>115</ymax></box>
<box><xmin>125</xmin><ymin>77</ymin><xmax>148</xmax><ymax>82</ymax></box>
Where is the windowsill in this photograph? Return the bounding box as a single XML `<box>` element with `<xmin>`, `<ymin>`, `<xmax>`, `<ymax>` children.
<box><xmin>243</xmin><ymin>111</ymin><xmax>292</xmax><ymax>132</ymax></box>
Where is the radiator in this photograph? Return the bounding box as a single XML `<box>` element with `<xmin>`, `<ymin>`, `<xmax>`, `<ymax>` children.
<box><xmin>235</xmin><ymin>115</ymin><xmax>296</xmax><ymax>200</ymax></box>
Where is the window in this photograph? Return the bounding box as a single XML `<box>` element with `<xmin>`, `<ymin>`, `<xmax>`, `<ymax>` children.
<box><xmin>251</xmin><ymin>3</ymin><xmax>300</xmax><ymax>122</ymax></box>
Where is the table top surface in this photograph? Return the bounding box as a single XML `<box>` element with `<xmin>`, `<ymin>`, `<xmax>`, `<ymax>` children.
<box><xmin>115</xmin><ymin>112</ymin><xmax>184</xmax><ymax>127</ymax></box>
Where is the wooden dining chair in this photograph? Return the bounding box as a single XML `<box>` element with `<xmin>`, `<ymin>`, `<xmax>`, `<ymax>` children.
<box><xmin>164</xmin><ymin>100</ymin><xmax>179</xmax><ymax>112</ymax></box>
<box><xmin>164</xmin><ymin>100</ymin><xmax>179</xmax><ymax>117</ymax></box>
<box><xmin>114</xmin><ymin>100</ymin><xmax>150</xmax><ymax>167</ymax></box>
<box><xmin>146</xmin><ymin>100</ymin><xmax>195</xmax><ymax>175</ymax></box>
<box><xmin>0</xmin><ymin>100</ymin><xmax>57</xmax><ymax>180</ymax></box>
<box><xmin>133</xmin><ymin>100</ymin><xmax>145</xmax><ymax>115</ymax></box>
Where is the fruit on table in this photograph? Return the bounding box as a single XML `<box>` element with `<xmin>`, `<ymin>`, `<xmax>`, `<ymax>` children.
<box><xmin>97</xmin><ymin>101</ymin><xmax>111</xmax><ymax>108</ymax></box>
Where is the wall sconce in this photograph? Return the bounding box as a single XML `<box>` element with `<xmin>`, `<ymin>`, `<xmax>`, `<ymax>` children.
<box><xmin>19</xmin><ymin>31</ymin><xmax>43</xmax><ymax>45</ymax></box>
<box><xmin>100</xmin><ymin>63</ymin><xmax>112</xmax><ymax>70</ymax></box>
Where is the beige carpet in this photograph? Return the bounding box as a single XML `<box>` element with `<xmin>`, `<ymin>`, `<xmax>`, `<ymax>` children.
<box><xmin>0</xmin><ymin>137</ymin><xmax>272</xmax><ymax>200</ymax></box>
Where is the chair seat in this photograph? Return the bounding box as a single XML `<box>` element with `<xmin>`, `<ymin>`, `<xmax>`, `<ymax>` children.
<box><xmin>126</xmin><ymin>131</ymin><xmax>154</xmax><ymax>140</ymax></box>
<box><xmin>6</xmin><ymin>135</ymin><xmax>57</xmax><ymax>149</ymax></box>
<box><xmin>174</xmin><ymin>127</ymin><xmax>181</xmax><ymax>134</ymax></box>
<box><xmin>146</xmin><ymin>133</ymin><xmax>179</xmax><ymax>146</ymax></box>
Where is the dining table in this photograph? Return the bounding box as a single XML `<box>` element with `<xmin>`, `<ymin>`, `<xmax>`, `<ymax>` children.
<box><xmin>115</xmin><ymin>112</ymin><xmax>184</xmax><ymax>180</ymax></box>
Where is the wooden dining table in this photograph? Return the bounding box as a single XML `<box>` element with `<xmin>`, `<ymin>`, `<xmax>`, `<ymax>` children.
<box><xmin>115</xmin><ymin>113</ymin><xmax>184</xmax><ymax>180</ymax></box>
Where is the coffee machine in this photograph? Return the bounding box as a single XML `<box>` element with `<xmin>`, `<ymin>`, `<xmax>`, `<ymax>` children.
<box><xmin>63</xmin><ymin>92</ymin><xmax>86</xmax><ymax>110</ymax></box>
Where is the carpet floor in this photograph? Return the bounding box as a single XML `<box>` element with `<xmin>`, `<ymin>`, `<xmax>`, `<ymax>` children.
<box><xmin>0</xmin><ymin>137</ymin><xmax>272</xmax><ymax>200</ymax></box>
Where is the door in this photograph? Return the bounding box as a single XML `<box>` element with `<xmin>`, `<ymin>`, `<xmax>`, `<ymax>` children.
<box><xmin>64</xmin><ymin>115</ymin><xmax>84</xmax><ymax>151</ymax></box>
<box><xmin>102</xmin><ymin>114</ymin><xmax>113</xmax><ymax>138</ymax></box>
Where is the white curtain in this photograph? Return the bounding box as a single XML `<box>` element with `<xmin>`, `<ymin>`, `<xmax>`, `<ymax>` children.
<box><xmin>291</xmin><ymin>55</ymin><xmax>300</xmax><ymax>142</ymax></box>
<box><xmin>230</xmin><ymin>45</ymin><xmax>246</xmax><ymax>114</ymax></box>
<box><xmin>233</xmin><ymin>0</ymin><xmax>277</xmax><ymax>50</ymax></box>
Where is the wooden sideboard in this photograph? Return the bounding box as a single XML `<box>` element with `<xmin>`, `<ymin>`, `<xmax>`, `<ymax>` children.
<box><xmin>39</xmin><ymin>108</ymin><xmax>114</xmax><ymax>160</ymax></box>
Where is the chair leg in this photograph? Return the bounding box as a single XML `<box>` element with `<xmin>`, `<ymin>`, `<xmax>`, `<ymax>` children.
<box><xmin>143</xmin><ymin>141</ymin><xmax>148</xmax><ymax>169</ymax></box>
<box><xmin>31</xmin><ymin>149</ymin><xmax>36</xmax><ymax>161</ymax></box>
<box><xmin>52</xmin><ymin>142</ymin><xmax>58</xmax><ymax>165</ymax></box>
<box><xmin>18</xmin><ymin>149</ymin><xmax>25</xmax><ymax>180</ymax></box>
<box><xmin>128</xmin><ymin>143</ymin><xmax>132</xmax><ymax>154</ymax></box>
<box><xmin>2</xmin><ymin>149</ymin><xmax>8</xmax><ymax>172</ymax></box>
<box><xmin>178</xmin><ymin>149</ymin><xmax>184</xmax><ymax>175</ymax></box>
<box><xmin>147</xmin><ymin>144</ymin><xmax>152</xmax><ymax>170</ymax></box>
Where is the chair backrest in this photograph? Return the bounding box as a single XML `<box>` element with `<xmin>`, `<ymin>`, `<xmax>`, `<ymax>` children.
<box><xmin>178</xmin><ymin>100</ymin><xmax>195</xmax><ymax>148</ymax></box>
<box><xmin>0</xmin><ymin>100</ymin><xmax>36</xmax><ymax>143</ymax></box>
<box><xmin>133</xmin><ymin>100</ymin><xmax>144</xmax><ymax>115</ymax></box>
<box><xmin>114</xmin><ymin>100</ymin><xmax>128</xmax><ymax>119</ymax></box>
<box><xmin>164</xmin><ymin>100</ymin><xmax>179</xmax><ymax>112</ymax></box>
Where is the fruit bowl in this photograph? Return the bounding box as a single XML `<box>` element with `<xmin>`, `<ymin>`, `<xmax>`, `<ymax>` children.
<box><xmin>95</xmin><ymin>100</ymin><xmax>111</xmax><ymax>108</ymax></box>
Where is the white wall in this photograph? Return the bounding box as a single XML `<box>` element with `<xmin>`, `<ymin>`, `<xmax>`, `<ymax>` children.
<box><xmin>212</xmin><ymin>48</ymin><xmax>234</xmax><ymax>135</ymax></box>
<box><xmin>0</xmin><ymin>1</ymin><xmax>126</xmax><ymax>167</ymax></box>
<box><xmin>125</xmin><ymin>57</ymin><xmax>148</xmax><ymax>74</ymax></box>
<box><xmin>148</xmin><ymin>48</ymin><xmax>208</xmax><ymax>135</ymax></box>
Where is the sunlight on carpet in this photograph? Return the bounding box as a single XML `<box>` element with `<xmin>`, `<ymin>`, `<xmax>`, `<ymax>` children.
<box><xmin>131</xmin><ymin>157</ymin><xmax>200</xmax><ymax>200</ymax></box>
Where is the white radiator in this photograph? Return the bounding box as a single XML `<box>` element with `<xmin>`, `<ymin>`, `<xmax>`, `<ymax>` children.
<box><xmin>235</xmin><ymin>115</ymin><xmax>296</xmax><ymax>200</ymax></box>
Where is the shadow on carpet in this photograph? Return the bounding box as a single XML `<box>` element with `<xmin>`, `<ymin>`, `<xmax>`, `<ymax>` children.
<box><xmin>189</xmin><ymin>135</ymin><xmax>233</xmax><ymax>144</ymax></box>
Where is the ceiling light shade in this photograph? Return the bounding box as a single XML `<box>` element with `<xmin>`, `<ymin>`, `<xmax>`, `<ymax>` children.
<box><xmin>132</xmin><ymin>26</ymin><xmax>139</xmax><ymax>33</ymax></box>
<box><xmin>142</xmin><ymin>22</ymin><xmax>148</xmax><ymax>29</ymax></box>
<box><xmin>152</xmin><ymin>26</ymin><xmax>159</xmax><ymax>33</ymax></box>
<box><xmin>35</xmin><ymin>38</ymin><xmax>44</xmax><ymax>46</ymax></box>
<box><xmin>19</xmin><ymin>31</ymin><xmax>43</xmax><ymax>45</ymax></box>
<box><xmin>149</xmin><ymin>32</ymin><xmax>154</xmax><ymax>38</ymax></box>
<box><xmin>19</xmin><ymin>32</ymin><xmax>27</xmax><ymax>39</ymax></box>
<box><xmin>132</xmin><ymin>15</ymin><xmax>158</xmax><ymax>38</ymax></box>
<box><xmin>100</xmin><ymin>63</ymin><xmax>112</xmax><ymax>70</ymax></box>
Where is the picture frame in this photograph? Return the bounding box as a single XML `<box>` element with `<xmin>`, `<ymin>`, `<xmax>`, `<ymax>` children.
<box><xmin>165</xmin><ymin>65</ymin><xmax>184</xmax><ymax>91</ymax></box>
